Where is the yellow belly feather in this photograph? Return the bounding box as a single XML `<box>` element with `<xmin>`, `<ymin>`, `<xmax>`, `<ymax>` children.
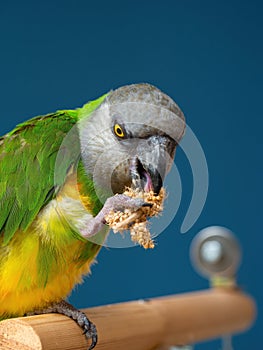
<box><xmin>0</xmin><ymin>178</ymin><xmax>102</xmax><ymax>317</ymax></box>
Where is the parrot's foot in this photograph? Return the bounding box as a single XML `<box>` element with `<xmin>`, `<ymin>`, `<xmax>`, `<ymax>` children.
<box><xmin>26</xmin><ymin>300</ymin><xmax>97</xmax><ymax>350</ymax></box>
<box><xmin>81</xmin><ymin>193</ymin><xmax>151</xmax><ymax>238</ymax></box>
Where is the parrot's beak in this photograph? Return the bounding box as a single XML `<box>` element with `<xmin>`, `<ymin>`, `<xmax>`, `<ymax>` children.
<box><xmin>130</xmin><ymin>157</ymin><xmax>163</xmax><ymax>194</ymax></box>
<box><xmin>130</xmin><ymin>135</ymin><xmax>176</xmax><ymax>194</ymax></box>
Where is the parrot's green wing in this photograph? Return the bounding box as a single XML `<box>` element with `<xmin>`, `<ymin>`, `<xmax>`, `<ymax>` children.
<box><xmin>0</xmin><ymin>110</ymin><xmax>79</xmax><ymax>245</ymax></box>
<box><xmin>0</xmin><ymin>94</ymin><xmax>107</xmax><ymax>246</ymax></box>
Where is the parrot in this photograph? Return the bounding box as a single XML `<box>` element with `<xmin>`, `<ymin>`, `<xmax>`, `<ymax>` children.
<box><xmin>0</xmin><ymin>83</ymin><xmax>185</xmax><ymax>349</ymax></box>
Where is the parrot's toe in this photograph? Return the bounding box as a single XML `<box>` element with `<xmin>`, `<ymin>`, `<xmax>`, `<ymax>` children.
<box><xmin>26</xmin><ymin>300</ymin><xmax>98</xmax><ymax>350</ymax></box>
<box><xmin>79</xmin><ymin>193</ymin><xmax>151</xmax><ymax>238</ymax></box>
<box><xmin>82</xmin><ymin>318</ymin><xmax>98</xmax><ymax>350</ymax></box>
<box><xmin>56</xmin><ymin>301</ymin><xmax>98</xmax><ymax>350</ymax></box>
<box><xmin>105</xmin><ymin>193</ymin><xmax>148</xmax><ymax>212</ymax></box>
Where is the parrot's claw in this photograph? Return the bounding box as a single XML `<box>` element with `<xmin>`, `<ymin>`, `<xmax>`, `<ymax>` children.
<box><xmin>81</xmin><ymin>194</ymin><xmax>149</xmax><ymax>238</ymax></box>
<box><xmin>26</xmin><ymin>300</ymin><xmax>97</xmax><ymax>350</ymax></box>
<box><xmin>82</xmin><ymin>320</ymin><xmax>98</xmax><ymax>350</ymax></box>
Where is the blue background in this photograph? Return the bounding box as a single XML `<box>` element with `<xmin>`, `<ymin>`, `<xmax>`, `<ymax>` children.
<box><xmin>0</xmin><ymin>1</ymin><xmax>262</xmax><ymax>348</ymax></box>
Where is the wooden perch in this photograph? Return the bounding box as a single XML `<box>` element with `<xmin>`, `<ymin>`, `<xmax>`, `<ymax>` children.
<box><xmin>0</xmin><ymin>288</ymin><xmax>256</xmax><ymax>350</ymax></box>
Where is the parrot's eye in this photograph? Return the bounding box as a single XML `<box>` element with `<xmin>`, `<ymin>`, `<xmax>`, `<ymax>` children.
<box><xmin>113</xmin><ymin>123</ymin><xmax>126</xmax><ymax>138</ymax></box>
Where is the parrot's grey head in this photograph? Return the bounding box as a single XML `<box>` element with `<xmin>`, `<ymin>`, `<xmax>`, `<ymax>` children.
<box><xmin>78</xmin><ymin>83</ymin><xmax>185</xmax><ymax>197</ymax></box>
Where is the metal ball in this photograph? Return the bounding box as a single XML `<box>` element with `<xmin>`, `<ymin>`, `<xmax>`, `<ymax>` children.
<box><xmin>190</xmin><ymin>226</ymin><xmax>241</xmax><ymax>279</ymax></box>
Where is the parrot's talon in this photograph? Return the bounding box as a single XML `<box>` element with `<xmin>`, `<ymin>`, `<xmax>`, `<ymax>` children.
<box><xmin>82</xmin><ymin>319</ymin><xmax>97</xmax><ymax>350</ymax></box>
<box><xmin>26</xmin><ymin>300</ymin><xmax>98</xmax><ymax>350</ymax></box>
<box><xmin>141</xmin><ymin>202</ymin><xmax>153</xmax><ymax>208</ymax></box>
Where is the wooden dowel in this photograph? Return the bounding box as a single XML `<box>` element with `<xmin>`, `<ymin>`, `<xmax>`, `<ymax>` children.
<box><xmin>0</xmin><ymin>288</ymin><xmax>256</xmax><ymax>350</ymax></box>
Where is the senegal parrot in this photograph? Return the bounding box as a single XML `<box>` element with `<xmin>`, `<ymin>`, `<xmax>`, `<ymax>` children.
<box><xmin>0</xmin><ymin>83</ymin><xmax>185</xmax><ymax>349</ymax></box>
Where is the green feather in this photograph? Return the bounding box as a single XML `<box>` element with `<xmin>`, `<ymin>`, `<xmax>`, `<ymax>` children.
<box><xmin>0</xmin><ymin>181</ymin><xmax>7</xmax><ymax>199</ymax></box>
<box><xmin>77</xmin><ymin>160</ymin><xmax>104</xmax><ymax>216</ymax></box>
<box><xmin>37</xmin><ymin>243</ymin><xmax>58</xmax><ymax>287</ymax></box>
<box><xmin>0</xmin><ymin>94</ymin><xmax>107</xmax><ymax>245</ymax></box>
